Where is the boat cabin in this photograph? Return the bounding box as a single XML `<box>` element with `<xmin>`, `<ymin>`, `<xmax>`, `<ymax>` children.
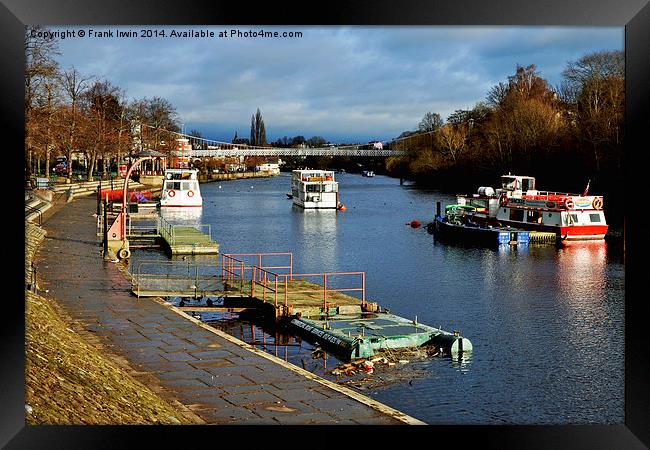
<box><xmin>501</xmin><ymin>174</ymin><xmax>537</xmax><ymax>197</ymax></box>
<box><xmin>291</xmin><ymin>169</ymin><xmax>339</xmax><ymax>209</ymax></box>
<box><xmin>160</xmin><ymin>168</ymin><xmax>202</xmax><ymax>207</ymax></box>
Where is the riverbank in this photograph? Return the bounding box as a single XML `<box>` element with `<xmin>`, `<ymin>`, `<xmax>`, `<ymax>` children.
<box><xmin>25</xmin><ymin>193</ymin><xmax>420</xmax><ymax>425</ymax></box>
<box><xmin>199</xmin><ymin>171</ymin><xmax>278</xmax><ymax>183</ymax></box>
<box><xmin>25</xmin><ymin>220</ymin><xmax>203</xmax><ymax>424</ymax></box>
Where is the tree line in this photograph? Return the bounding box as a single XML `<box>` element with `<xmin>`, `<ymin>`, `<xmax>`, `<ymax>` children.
<box><xmin>25</xmin><ymin>26</ymin><xmax>182</xmax><ymax>182</ymax></box>
<box><xmin>386</xmin><ymin>51</ymin><xmax>624</xmax><ymax>222</ymax></box>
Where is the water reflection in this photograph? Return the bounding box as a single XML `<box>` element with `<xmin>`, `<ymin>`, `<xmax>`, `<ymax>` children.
<box><xmin>160</xmin><ymin>206</ymin><xmax>203</xmax><ymax>225</ymax></box>
<box><xmin>292</xmin><ymin>206</ymin><xmax>339</xmax><ymax>271</ymax></box>
<box><xmin>556</xmin><ymin>241</ymin><xmax>609</xmax><ymax>301</ymax></box>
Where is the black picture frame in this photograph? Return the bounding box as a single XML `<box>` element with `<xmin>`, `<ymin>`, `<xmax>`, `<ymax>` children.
<box><xmin>4</xmin><ymin>0</ymin><xmax>648</xmax><ymax>448</ymax></box>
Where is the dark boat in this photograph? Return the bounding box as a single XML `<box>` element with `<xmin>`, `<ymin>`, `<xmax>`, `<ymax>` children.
<box><xmin>429</xmin><ymin>204</ymin><xmax>531</xmax><ymax>247</ymax></box>
<box><xmin>430</xmin><ymin>215</ymin><xmax>532</xmax><ymax>247</ymax></box>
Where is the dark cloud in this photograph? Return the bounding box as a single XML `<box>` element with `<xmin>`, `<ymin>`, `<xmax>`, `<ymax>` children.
<box><xmin>54</xmin><ymin>26</ymin><xmax>623</xmax><ymax>143</ymax></box>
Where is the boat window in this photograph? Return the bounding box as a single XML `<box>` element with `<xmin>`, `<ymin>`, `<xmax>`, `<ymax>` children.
<box><xmin>526</xmin><ymin>210</ymin><xmax>541</xmax><ymax>223</ymax></box>
<box><xmin>509</xmin><ymin>209</ymin><xmax>524</xmax><ymax>222</ymax></box>
<box><xmin>569</xmin><ymin>213</ymin><xmax>580</xmax><ymax>223</ymax></box>
<box><xmin>501</xmin><ymin>177</ymin><xmax>516</xmax><ymax>190</ymax></box>
<box><xmin>306</xmin><ymin>184</ymin><xmax>320</xmax><ymax>193</ymax></box>
<box><xmin>166</xmin><ymin>181</ymin><xmax>181</xmax><ymax>190</ymax></box>
<box><xmin>521</xmin><ymin>178</ymin><xmax>535</xmax><ymax>191</ymax></box>
<box><xmin>181</xmin><ymin>181</ymin><xmax>198</xmax><ymax>191</ymax></box>
<box><xmin>589</xmin><ymin>213</ymin><xmax>601</xmax><ymax>223</ymax></box>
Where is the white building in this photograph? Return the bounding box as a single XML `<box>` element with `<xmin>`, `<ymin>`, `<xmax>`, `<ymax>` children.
<box><xmin>256</xmin><ymin>162</ymin><xmax>281</xmax><ymax>175</ymax></box>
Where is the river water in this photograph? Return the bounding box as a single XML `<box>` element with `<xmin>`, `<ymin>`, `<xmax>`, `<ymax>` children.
<box><xmin>129</xmin><ymin>172</ymin><xmax>624</xmax><ymax>425</ymax></box>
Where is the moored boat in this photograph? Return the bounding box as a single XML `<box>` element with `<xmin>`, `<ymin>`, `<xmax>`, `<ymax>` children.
<box><xmin>291</xmin><ymin>169</ymin><xmax>341</xmax><ymax>209</ymax></box>
<box><xmin>453</xmin><ymin>174</ymin><xmax>607</xmax><ymax>241</ymax></box>
<box><xmin>430</xmin><ymin>204</ymin><xmax>534</xmax><ymax>247</ymax></box>
<box><xmin>160</xmin><ymin>168</ymin><xmax>202</xmax><ymax>208</ymax></box>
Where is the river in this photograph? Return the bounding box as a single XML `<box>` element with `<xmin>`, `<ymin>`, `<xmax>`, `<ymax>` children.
<box><xmin>129</xmin><ymin>172</ymin><xmax>624</xmax><ymax>425</ymax></box>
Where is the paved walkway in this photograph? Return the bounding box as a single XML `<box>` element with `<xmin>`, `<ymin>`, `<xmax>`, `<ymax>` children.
<box><xmin>35</xmin><ymin>196</ymin><xmax>423</xmax><ymax>425</ymax></box>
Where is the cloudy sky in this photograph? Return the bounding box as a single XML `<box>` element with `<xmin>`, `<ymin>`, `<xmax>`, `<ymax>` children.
<box><xmin>53</xmin><ymin>26</ymin><xmax>623</xmax><ymax>144</ymax></box>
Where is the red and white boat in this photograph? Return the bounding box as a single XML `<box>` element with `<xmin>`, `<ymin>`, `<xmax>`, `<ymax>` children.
<box><xmin>454</xmin><ymin>174</ymin><xmax>607</xmax><ymax>241</ymax></box>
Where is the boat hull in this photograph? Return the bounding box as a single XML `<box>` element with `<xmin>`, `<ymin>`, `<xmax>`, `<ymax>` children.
<box><xmin>430</xmin><ymin>216</ymin><xmax>530</xmax><ymax>247</ymax></box>
<box><xmin>484</xmin><ymin>218</ymin><xmax>607</xmax><ymax>240</ymax></box>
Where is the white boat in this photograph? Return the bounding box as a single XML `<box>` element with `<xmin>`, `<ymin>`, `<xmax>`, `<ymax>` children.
<box><xmin>362</xmin><ymin>170</ymin><xmax>375</xmax><ymax>177</ymax></box>
<box><xmin>160</xmin><ymin>168</ymin><xmax>202</xmax><ymax>208</ymax></box>
<box><xmin>291</xmin><ymin>169</ymin><xmax>341</xmax><ymax>209</ymax></box>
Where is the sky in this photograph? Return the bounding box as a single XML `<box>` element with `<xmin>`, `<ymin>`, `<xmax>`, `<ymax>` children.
<box><xmin>51</xmin><ymin>26</ymin><xmax>623</xmax><ymax>144</ymax></box>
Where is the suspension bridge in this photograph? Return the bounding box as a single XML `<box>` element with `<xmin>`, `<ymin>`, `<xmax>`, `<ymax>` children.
<box><xmin>140</xmin><ymin>125</ymin><xmax>418</xmax><ymax>158</ymax></box>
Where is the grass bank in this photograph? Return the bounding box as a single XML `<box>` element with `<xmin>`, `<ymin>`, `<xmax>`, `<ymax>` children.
<box><xmin>25</xmin><ymin>221</ymin><xmax>203</xmax><ymax>425</ymax></box>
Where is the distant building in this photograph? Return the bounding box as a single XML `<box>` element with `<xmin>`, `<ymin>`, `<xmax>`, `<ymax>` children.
<box><xmin>170</xmin><ymin>138</ymin><xmax>192</xmax><ymax>168</ymax></box>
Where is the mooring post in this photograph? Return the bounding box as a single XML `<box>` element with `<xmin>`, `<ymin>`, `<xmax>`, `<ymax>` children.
<box><xmin>362</xmin><ymin>272</ymin><xmax>366</xmax><ymax>308</ymax></box>
<box><xmin>96</xmin><ymin>181</ymin><xmax>102</xmax><ymax>216</ymax></box>
<box><xmin>436</xmin><ymin>201</ymin><xmax>441</xmax><ymax>218</ymax></box>
<box><xmin>102</xmin><ymin>198</ymin><xmax>109</xmax><ymax>260</ymax></box>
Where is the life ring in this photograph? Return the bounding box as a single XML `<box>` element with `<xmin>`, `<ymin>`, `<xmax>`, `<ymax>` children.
<box><xmin>592</xmin><ymin>197</ymin><xmax>603</xmax><ymax>210</ymax></box>
<box><xmin>168</xmin><ymin>189</ymin><xmax>176</xmax><ymax>197</ymax></box>
<box><xmin>187</xmin><ymin>190</ymin><xmax>194</xmax><ymax>197</ymax></box>
<box><xmin>117</xmin><ymin>248</ymin><xmax>131</xmax><ymax>259</ymax></box>
<box><xmin>564</xmin><ymin>198</ymin><xmax>574</xmax><ymax>209</ymax></box>
<box><xmin>499</xmin><ymin>194</ymin><xmax>508</xmax><ymax>207</ymax></box>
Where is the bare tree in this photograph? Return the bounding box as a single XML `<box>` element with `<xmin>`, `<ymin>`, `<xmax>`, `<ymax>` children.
<box><xmin>417</xmin><ymin>112</ymin><xmax>443</xmax><ymax>133</ymax></box>
<box><xmin>83</xmin><ymin>80</ymin><xmax>122</xmax><ymax>180</ymax></box>
<box><xmin>561</xmin><ymin>50</ymin><xmax>624</xmax><ymax>172</ymax></box>
<box><xmin>25</xmin><ymin>26</ymin><xmax>60</xmax><ymax>179</ymax></box>
<box><xmin>59</xmin><ymin>68</ymin><xmax>93</xmax><ymax>179</ymax></box>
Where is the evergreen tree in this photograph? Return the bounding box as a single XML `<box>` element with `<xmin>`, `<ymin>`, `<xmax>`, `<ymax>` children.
<box><xmin>250</xmin><ymin>108</ymin><xmax>267</xmax><ymax>146</ymax></box>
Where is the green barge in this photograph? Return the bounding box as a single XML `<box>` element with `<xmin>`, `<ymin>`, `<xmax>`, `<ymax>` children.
<box><xmin>290</xmin><ymin>311</ymin><xmax>472</xmax><ymax>360</ymax></box>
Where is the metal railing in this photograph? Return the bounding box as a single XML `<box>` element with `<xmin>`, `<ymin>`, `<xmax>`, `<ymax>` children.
<box><xmin>133</xmin><ymin>260</ymin><xmax>222</xmax><ymax>297</ymax></box>
<box><xmin>251</xmin><ymin>270</ymin><xmax>366</xmax><ymax>310</ymax></box>
<box><xmin>132</xmin><ymin>251</ymin><xmax>367</xmax><ymax>313</ymax></box>
<box><xmin>221</xmin><ymin>252</ymin><xmax>293</xmax><ymax>281</ymax></box>
<box><xmin>157</xmin><ymin>216</ymin><xmax>212</xmax><ymax>246</ymax></box>
<box><xmin>25</xmin><ymin>204</ymin><xmax>43</xmax><ymax>226</ymax></box>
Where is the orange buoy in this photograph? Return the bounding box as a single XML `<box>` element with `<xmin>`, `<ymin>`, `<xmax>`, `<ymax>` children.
<box><xmin>409</xmin><ymin>220</ymin><xmax>421</xmax><ymax>228</ymax></box>
<box><xmin>338</xmin><ymin>204</ymin><xmax>347</xmax><ymax>211</ymax></box>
